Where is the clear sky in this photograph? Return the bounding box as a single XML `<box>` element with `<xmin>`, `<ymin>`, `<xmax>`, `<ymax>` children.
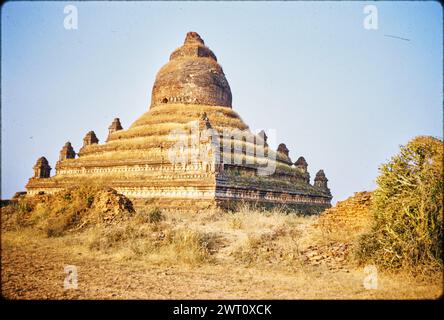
<box><xmin>1</xmin><ymin>1</ymin><xmax>442</xmax><ymax>203</ymax></box>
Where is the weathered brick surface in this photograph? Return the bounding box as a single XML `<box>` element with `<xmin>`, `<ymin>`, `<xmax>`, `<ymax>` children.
<box><xmin>317</xmin><ymin>191</ymin><xmax>373</xmax><ymax>236</ymax></box>
<box><xmin>150</xmin><ymin>32</ymin><xmax>232</xmax><ymax>108</ymax></box>
<box><xmin>25</xmin><ymin>32</ymin><xmax>332</xmax><ymax>213</ymax></box>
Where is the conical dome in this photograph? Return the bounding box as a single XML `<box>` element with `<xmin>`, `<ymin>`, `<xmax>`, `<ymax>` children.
<box><xmin>73</xmin><ymin>32</ymin><xmax>248</xmax><ymax>160</ymax></box>
<box><xmin>150</xmin><ymin>32</ymin><xmax>232</xmax><ymax>108</ymax></box>
<box><xmin>26</xmin><ymin>32</ymin><xmax>332</xmax><ymax>214</ymax></box>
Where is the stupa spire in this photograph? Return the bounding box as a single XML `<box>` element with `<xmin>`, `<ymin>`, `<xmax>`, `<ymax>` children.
<box><xmin>151</xmin><ymin>31</ymin><xmax>230</xmax><ymax>108</ymax></box>
<box><xmin>184</xmin><ymin>31</ymin><xmax>205</xmax><ymax>45</ymax></box>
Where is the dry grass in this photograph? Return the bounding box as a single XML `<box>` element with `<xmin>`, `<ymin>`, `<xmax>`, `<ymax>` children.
<box><xmin>86</xmin><ymin>221</ymin><xmax>214</xmax><ymax>266</ymax></box>
<box><xmin>2</xmin><ymin>198</ymin><xmax>442</xmax><ymax>299</ymax></box>
<box><xmin>1</xmin><ymin>184</ymin><xmax>135</xmax><ymax>236</ymax></box>
<box><xmin>160</xmin><ymin>203</ymin><xmax>344</xmax><ymax>269</ymax></box>
<box><xmin>2</xmin><ymin>193</ymin><xmax>213</xmax><ymax>267</ymax></box>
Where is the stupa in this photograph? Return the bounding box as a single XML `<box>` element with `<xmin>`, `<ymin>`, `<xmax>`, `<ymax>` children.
<box><xmin>25</xmin><ymin>32</ymin><xmax>332</xmax><ymax>213</ymax></box>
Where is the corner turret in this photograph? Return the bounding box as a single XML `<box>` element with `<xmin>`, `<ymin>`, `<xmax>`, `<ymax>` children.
<box><xmin>33</xmin><ymin>157</ymin><xmax>51</xmax><ymax>178</ymax></box>
<box><xmin>314</xmin><ymin>169</ymin><xmax>331</xmax><ymax>195</ymax></box>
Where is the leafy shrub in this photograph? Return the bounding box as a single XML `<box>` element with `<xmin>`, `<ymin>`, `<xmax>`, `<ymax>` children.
<box><xmin>63</xmin><ymin>193</ymin><xmax>72</xmax><ymax>201</ymax></box>
<box><xmin>358</xmin><ymin>136</ymin><xmax>443</xmax><ymax>273</ymax></box>
<box><xmin>148</xmin><ymin>208</ymin><xmax>164</xmax><ymax>223</ymax></box>
<box><xmin>86</xmin><ymin>195</ymin><xmax>94</xmax><ymax>208</ymax></box>
<box><xmin>134</xmin><ymin>207</ymin><xmax>164</xmax><ymax>224</ymax></box>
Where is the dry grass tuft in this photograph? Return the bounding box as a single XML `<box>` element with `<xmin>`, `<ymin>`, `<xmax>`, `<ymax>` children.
<box><xmin>181</xmin><ymin>203</ymin><xmax>315</xmax><ymax>269</ymax></box>
<box><xmin>87</xmin><ymin>218</ymin><xmax>214</xmax><ymax>266</ymax></box>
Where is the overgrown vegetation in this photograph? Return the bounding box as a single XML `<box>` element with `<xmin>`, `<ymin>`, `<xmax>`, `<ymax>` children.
<box><xmin>3</xmin><ymin>138</ymin><xmax>443</xmax><ymax>275</ymax></box>
<box><xmin>146</xmin><ymin>207</ymin><xmax>164</xmax><ymax>223</ymax></box>
<box><xmin>3</xmin><ymin>182</ymin><xmax>443</xmax><ymax>297</ymax></box>
<box><xmin>1</xmin><ymin>186</ymin><xmax>213</xmax><ymax>266</ymax></box>
<box><xmin>231</xmin><ymin>226</ymin><xmax>302</xmax><ymax>267</ymax></box>
<box><xmin>1</xmin><ymin>184</ymin><xmax>135</xmax><ymax>237</ymax></box>
<box><xmin>211</xmin><ymin>203</ymin><xmax>308</xmax><ymax>267</ymax></box>
<box><xmin>87</xmin><ymin>220</ymin><xmax>213</xmax><ymax>265</ymax></box>
<box><xmin>358</xmin><ymin>136</ymin><xmax>443</xmax><ymax>274</ymax></box>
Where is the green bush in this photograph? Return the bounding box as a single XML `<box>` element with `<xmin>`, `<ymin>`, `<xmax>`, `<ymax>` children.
<box><xmin>131</xmin><ymin>207</ymin><xmax>164</xmax><ymax>224</ymax></box>
<box><xmin>358</xmin><ymin>136</ymin><xmax>443</xmax><ymax>273</ymax></box>
<box><xmin>63</xmin><ymin>193</ymin><xmax>72</xmax><ymax>201</ymax></box>
<box><xmin>86</xmin><ymin>195</ymin><xmax>94</xmax><ymax>208</ymax></box>
<box><xmin>147</xmin><ymin>208</ymin><xmax>164</xmax><ymax>223</ymax></box>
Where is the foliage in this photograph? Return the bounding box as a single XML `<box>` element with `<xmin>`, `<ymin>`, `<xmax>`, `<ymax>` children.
<box><xmin>2</xmin><ymin>184</ymin><xmax>135</xmax><ymax>237</ymax></box>
<box><xmin>136</xmin><ymin>207</ymin><xmax>165</xmax><ymax>224</ymax></box>
<box><xmin>358</xmin><ymin>136</ymin><xmax>443</xmax><ymax>273</ymax></box>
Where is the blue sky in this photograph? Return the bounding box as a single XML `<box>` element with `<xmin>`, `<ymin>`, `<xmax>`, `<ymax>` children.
<box><xmin>1</xmin><ymin>1</ymin><xmax>442</xmax><ymax>203</ymax></box>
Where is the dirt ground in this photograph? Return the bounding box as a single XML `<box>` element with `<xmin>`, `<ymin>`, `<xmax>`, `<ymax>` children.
<box><xmin>2</xmin><ymin>217</ymin><xmax>442</xmax><ymax>300</ymax></box>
